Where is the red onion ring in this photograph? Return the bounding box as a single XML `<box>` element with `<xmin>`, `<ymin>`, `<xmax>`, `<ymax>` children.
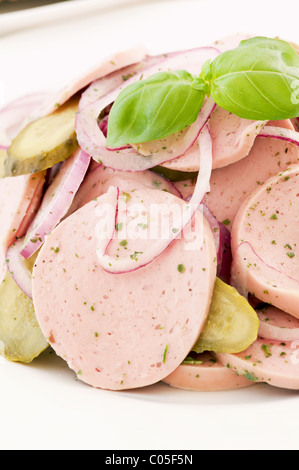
<box><xmin>96</xmin><ymin>125</ymin><xmax>213</xmax><ymax>274</ymax></box>
<box><xmin>76</xmin><ymin>47</ymin><xmax>219</xmax><ymax>172</ymax></box>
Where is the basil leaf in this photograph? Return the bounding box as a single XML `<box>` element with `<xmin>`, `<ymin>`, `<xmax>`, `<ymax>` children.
<box><xmin>106</xmin><ymin>70</ymin><xmax>205</xmax><ymax>147</ymax></box>
<box><xmin>208</xmin><ymin>37</ymin><xmax>299</xmax><ymax>120</ymax></box>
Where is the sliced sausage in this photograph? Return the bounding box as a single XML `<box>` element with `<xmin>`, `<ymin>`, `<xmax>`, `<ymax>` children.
<box><xmin>161</xmin><ymin>107</ymin><xmax>265</xmax><ymax>172</ymax></box>
<box><xmin>216</xmin><ymin>338</ymin><xmax>299</xmax><ymax>390</ymax></box>
<box><xmin>32</xmin><ymin>189</ymin><xmax>217</xmax><ymax>390</ymax></box>
<box><xmin>174</xmin><ymin>178</ymin><xmax>197</xmax><ymax>201</ymax></box>
<box><xmin>67</xmin><ymin>164</ymin><xmax>181</xmax><ymax>216</ymax></box>
<box><xmin>231</xmin><ymin>164</ymin><xmax>299</xmax><ymax>318</ymax></box>
<box><xmin>163</xmin><ymin>352</ymin><xmax>253</xmax><ymax>392</ymax></box>
<box><xmin>258</xmin><ymin>305</ymin><xmax>299</xmax><ymax>342</ymax></box>
<box><xmin>204</xmin><ymin>124</ymin><xmax>299</xmax><ymax>230</ymax></box>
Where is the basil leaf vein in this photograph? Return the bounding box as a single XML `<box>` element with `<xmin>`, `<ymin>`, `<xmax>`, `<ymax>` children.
<box><xmin>105</xmin><ymin>37</ymin><xmax>299</xmax><ymax>147</ymax></box>
<box><xmin>209</xmin><ymin>37</ymin><xmax>299</xmax><ymax>120</ymax></box>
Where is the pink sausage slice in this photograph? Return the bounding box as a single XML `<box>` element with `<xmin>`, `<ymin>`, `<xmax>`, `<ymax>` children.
<box><xmin>0</xmin><ymin>172</ymin><xmax>45</xmax><ymax>284</ymax></box>
<box><xmin>174</xmin><ymin>178</ymin><xmax>197</xmax><ymax>201</ymax></box>
<box><xmin>231</xmin><ymin>164</ymin><xmax>299</xmax><ymax>318</ymax></box>
<box><xmin>204</xmin><ymin>125</ymin><xmax>299</xmax><ymax>230</ymax></box>
<box><xmin>32</xmin><ymin>189</ymin><xmax>217</xmax><ymax>390</ymax></box>
<box><xmin>161</xmin><ymin>107</ymin><xmax>265</xmax><ymax>172</ymax></box>
<box><xmin>163</xmin><ymin>352</ymin><xmax>253</xmax><ymax>392</ymax></box>
<box><xmin>209</xmin><ymin>107</ymin><xmax>265</xmax><ymax>169</ymax></box>
<box><xmin>258</xmin><ymin>305</ymin><xmax>299</xmax><ymax>342</ymax></box>
<box><xmin>67</xmin><ymin>165</ymin><xmax>181</xmax><ymax>216</ymax></box>
<box><xmin>216</xmin><ymin>338</ymin><xmax>299</xmax><ymax>390</ymax></box>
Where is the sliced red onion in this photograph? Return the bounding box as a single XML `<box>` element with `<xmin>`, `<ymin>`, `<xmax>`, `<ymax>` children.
<box><xmin>291</xmin><ymin>118</ymin><xmax>299</xmax><ymax>131</ymax></box>
<box><xmin>201</xmin><ymin>204</ymin><xmax>232</xmax><ymax>283</ymax></box>
<box><xmin>20</xmin><ymin>150</ymin><xmax>91</xmax><ymax>259</ymax></box>
<box><xmin>6</xmin><ymin>238</ymin><xmax>33</xmax><ymax>299</ymax></box>
<box><xmin>77</xmin><ymin>96</ymin><xmax>216</xmax><ymax>172</ymax></box>
<box><xmin>76</xmin><ymin>47</ymin><xmax>219</xmax><ymax>172</ymax></box>
<box><xmin>44</xmin><ymin>161</ymin><xmax>64</xmax><ymax>189</ymax></box>
<box><xmin>95</xmin><ymin>187</ymin><xmax>120</xmax><ymax>260</ymax></box>
<box><xmin>258</xmin><ymin>126</ymin><xmax>299</xmax><ymax>147</ymax></box>
<box><xmin>96</xmin><ymin>125</ymin><xmax>212</xmax><ymax>274</ymax></box>
<box><xmin>0</xmin><ymin>92</ymin><xmax>49</xmax><ymax>147</ymax></box>
<box><xmin>66</xmin><ymin>164</ymin><xmax>182</xmax><ymax>217</ymax></box>
<box><xmin>217</xmin><ymin>221</ymin><xmax>232</xmax><ymax>284</ymax></box>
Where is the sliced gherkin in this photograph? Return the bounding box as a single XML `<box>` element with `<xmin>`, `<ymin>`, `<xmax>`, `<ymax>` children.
<box><xmin>152</xmin><ymin>166</ymin><xmax>198</xmax><ymax>182</ymax></box>
<box><xmin>5</xmin><ymin>96</ymin><xmax>79</xmax><ymax>177</ymax></box>
<box><xmin>0</xmin><ymin>148</ymin><xmax>6</xmax><ymax>178</ymax></box>
<box><xmin>0</xmin><ymin>271</ymin><xmax>48</xmax><ymax>363</ymax></box>
<box><xmin>193</xmin><ymin>278</ymin><xmax>259</xmax><ymax>354</ymax></box>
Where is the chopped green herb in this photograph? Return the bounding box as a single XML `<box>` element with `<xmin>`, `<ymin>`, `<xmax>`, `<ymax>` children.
<box><xmin>177</xmin><ymin>264</ymin><xmax>186</xmax><ymax>273</ymax></box>
<box><xmin>130</xmin><ymin>251</ymin><xmax>143</xmax><ymax>261</ymax></box>
<box><xmin>163</xmin><ymin>344</ymin><xmax>169</xmax><ymax>363</ymax></box>
<box><xmin>243</xmin><ymin>371</ymin><xmax>259</xmax><ymax>382</ymax></box>
<box><xmin>122</xmin><ymin>73</ymin><xmax>135</xmax><ymax>81</ymax></box>
<box><xmin>122</xmin><ymin>192</ymin><xmax>131</xmax><ymax>203</ymax></box>
<box><xmin>262</xmin><ymin>343</ymin><xmax>272</xmax><ymax>358</ymax></box>
<box><xmin>222</xmin><ymin>219</ymin><xmax>231</xmax><ymax>226</ymax></box>
<box><xmin>116</xmin><ymin>223</ymin><xmax>123</xmax><ymax>231</ymax></box>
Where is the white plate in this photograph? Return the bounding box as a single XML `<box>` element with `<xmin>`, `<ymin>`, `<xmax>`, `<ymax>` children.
<box><xmin>0</xmin><ymin>0</ymin><xmax>299</xmax><ymax>451</ymax></box>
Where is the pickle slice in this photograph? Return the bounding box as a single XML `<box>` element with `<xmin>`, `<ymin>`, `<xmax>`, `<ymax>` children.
<box><xmin>5</xmin><ymin>96</ymin><xmax>79</xmax><ymax>177</ymax></box>
<box><xmin>193</xmin><ymin>278</ymin><xmax>259</xmax><ymax>354</ymax></box>
<box><xmin>0</xmin><ymin>271</ymin><xmax>48</xmax><ymax>363</ymax></box>
<box><xmin>152</xmin><ymin>166</ymin><xmax>198</xmax><ymax>182</ymax></box>
<box><xmin>0</xmin><ymin>148</ymin><xmax>6</xmax><ymax>178</ymax></box>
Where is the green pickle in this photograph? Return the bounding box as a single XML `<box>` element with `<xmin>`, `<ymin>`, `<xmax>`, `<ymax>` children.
<box><xmin>152</xmin><ymin>166</ymin><xmax>198</xmax><ymax>182</ymax></box>
<box><xmin>193</xmin><ymin>278</ymin><xmax>259</xmax><ymax>354</ymax></box>
<box><xmin>0</xmin><ymin>148</ymin><xmax>6</xmax><ymax>178</ymax></box>
<box><xmin>0</xmin><ymin>270</ymin><xmax>48</xmax><ymax>363</ymax></box>
<box><xmin>5</xmin><ymin>96</ymin><xmax>79</xmax><ymax>177</ymax></box>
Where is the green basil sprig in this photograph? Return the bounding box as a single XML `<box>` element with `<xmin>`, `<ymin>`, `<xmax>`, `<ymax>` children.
<box><xmin>106</xmin><ymin>37</ymin><xmax>299</xmax><ymax>147</ymax></box>
<box><xmin>208</xmin><ymin>37</ymin><xmax>299</xmax><ymax>120</ymax></box>
<box><xmin>106</xmin><ymin>71</ymin><xmax>207</xmax><ymax>147</ymax></box>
